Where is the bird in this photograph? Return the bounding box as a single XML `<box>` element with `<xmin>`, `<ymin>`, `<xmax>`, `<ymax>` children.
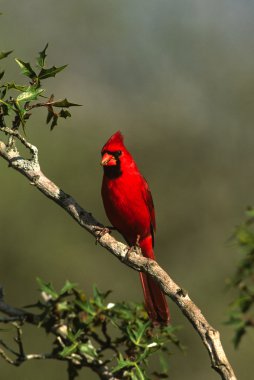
<box><xmin>100</xmin><ymin>131</ymin><xmax>170</xmax><ymax>324</ymax></box>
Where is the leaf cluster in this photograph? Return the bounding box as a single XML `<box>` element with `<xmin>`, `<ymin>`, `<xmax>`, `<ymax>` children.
<box><xmin>226</xmin><ymin>208</ymin><xmax>254</xmax><ymax>347</ymax></box>
<box><xmin>33</xmin><ymin>279</ymin><xmax>181</xmax><ymax>379</ymax></box>
<box><xmin>0</xmin><ymin>45</ymin><xmax>80</xmax><ymax>132</ymax></box>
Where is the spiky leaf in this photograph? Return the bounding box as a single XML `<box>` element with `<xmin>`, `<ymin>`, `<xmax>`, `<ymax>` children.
<box><xmin>50</xmin><ymin>115</ymin><xmax>58</xmax><ymax>130</ymax></box>
<box><xmin>37</xmin><ymin>43</ymin><xmax>48</xmax><ymax>68</ymax></box>
<box><xmin>1</xmin><ymin>82</ymin><xmax>28</xmax><ymax>91</ymax></box>
<box><xmin>0</xmin><ymin>50</ymin><xmax>13</xmax><ymax>60</ymax></box>
<box><xmin>112</xmin><ymin>354</ymin><xmax>135</xmax><ymax>373</ymax></box>
<box><xmin>48</xmin><ymin>98</ymin><xmax>81</xmax><ymax>108</ymax></box>
<box><xmin>59</xmin><ymin>109</ymin><xmax>71</xmax><ymax>119</ymax></box>
<box><xmin>15</xmin><ymin>59</ymin><xmax>37</xmax><ymax>79</ymax></box>
<box><xmin>60</xmin><ymin>280</ymin><xmax>77</xmax><ymax>295</ymax></box>
<box><xmin>38</xmin><ymin>64</ymin><xmax>67</xmax><ymax>80</ymax></box>
<box><xmin>36</xmin><ymin>277</ymin><xmax>59</xmax><ymax>300</ymax></box>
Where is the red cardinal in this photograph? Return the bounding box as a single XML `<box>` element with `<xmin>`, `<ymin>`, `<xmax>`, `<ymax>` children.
<box><xmin>101</xmin><ymin>131</ymin><xmax>170</xmax><ymax>324</ymax></box>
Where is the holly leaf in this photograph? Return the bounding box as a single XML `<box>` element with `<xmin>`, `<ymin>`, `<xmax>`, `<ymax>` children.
<box><xmin>50</xmin><ymin>114</ymin><xmax>58</xmax><ymax>130</ymax></box>
<box><xmin>17</xmin><ymin>87</ymin><xmax>44</xmax><ymax>102</ymax></box>
<box><xmin>0</xmin><ymin>50</ymin><xmax>13</xmax><ymax>60</ymax></box>
<box><xmin>48</xmin><ymin>98</ymin><xmax>81</xmax><ymax>108</ymax></box>
<box><xmin>46</xmin><ymin>108</ymin><xmax>55</xmax><ymax>124</ymax></box>
<box><xmin>1</xmin><ymin>82</ymin><xmax>28</xmax><ymax>91</ymax></box>
<box><xmin>38</xmin><ymin>64</ymin><xmax>67</xmax><ymax>80</ymax></box>
<box><xmin>15</xmin><ymin>59</ymin><xmax>37</xmax><ymax>79</ymax></box>
<box><xmin>59</xmin><ymin>109</ymin><xmax>71</xmax><ymax>119</ymax></box>
<box><xmin>37</xmin><ymin>43</ymin><xmax>48</xmax><ymax>68</ymax></box>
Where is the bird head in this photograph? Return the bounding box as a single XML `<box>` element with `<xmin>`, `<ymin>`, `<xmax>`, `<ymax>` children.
<box><xmin>101</xmin><ymin>131</ymin><xmax>135</xmax><ymax>178</ymax></box>
<box><xmin>101</xmin><ymin>131</ymin><xmax>125</xmax><ymax>167</ymax></box>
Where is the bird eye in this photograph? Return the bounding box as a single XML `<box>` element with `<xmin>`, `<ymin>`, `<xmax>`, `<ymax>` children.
<box><xmin>114</xmin><ymin>150</ymin><xmax>122</xmax><ymax>158</ymax></box>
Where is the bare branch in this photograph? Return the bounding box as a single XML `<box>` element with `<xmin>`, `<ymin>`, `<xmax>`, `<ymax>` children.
<box><xmin>0</xmin><ymin>134</ymin><xmax>237</xmax><ymax>380</ymax></box>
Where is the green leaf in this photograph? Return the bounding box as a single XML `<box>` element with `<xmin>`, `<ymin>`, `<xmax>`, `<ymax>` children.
<box><xmin>60</xmin><ymin>342</ymin><xmax>79</xmax><ymax>358</ymax></box>
<box><xmin>92</xmin><ymin>287</ymin><xmax>112</xmax><ymax>310</ymax></box>
<box><xmin>36</xmin><ymin>277</ymin><xmax>59</xmax><ymax>300</ymax></box>
<box><xmin>133</xmin><ymin>364</ymin><xmax>146</xmax><ymax>380</ymax></box>
<box><xmin>38</xmin><ymin>64</ymin><xmax>67</xmax><ymax>80</ymax></box>
<box><xmin>130</xmin><ymin>321</ymin><xmax>150</xmax><ymax>345</ymax></box>
<box><xmin>235</xmin><ymin>226</ymin><xmax>254</xmax><ymax>248</ymax></box>
<box><xmin>75</xmin><ymin>299</ymin><xmax>96</xmax><ymax>316</ymax></box>
<box><xmin>233</xmin><ymin>326</ymin><xmax>246</xmax><ymax>348</ymax></box>
<box><xmin>112</xmin><ymin>354</ymin><xmax>135</xmax><ymax>373</ymax></box>
<box><xmin>48</xmin><ymin>98</ymin><xmax>81</xmax><ymax>108</ymax></box>
<box><xmin>37</xmin><ymin>43</ymin><xmax>48</xmax><ymax>68</ymax></box>
<box><xmin>16</xmin><ymin>87</ymin><xmax>44</xmax><ymax>102</ymax></box>
<box><xmin>93</xmin><ymin>285</ymin><xmax>104</xmax><ymax>308</ymax></box>
<box><xmin>60</xmin><ymin>280</ymin><xmax>77</xmax><ymax>295</ymax></box>
<box><xmin>79</xmin><ymin>340</ymin><xmax>98</xmax><ymax>363</ymax></box>
<box><xmin>67</xmin><ymin>329</ymin><xmax>82</xmax><ymax>342</ymax></box>
<box><xmin>0</xmin><ymin>50</ymin><xmax>13</xmax><ymax>60</ymax></box>
<box><xmin>15</xmin><ymin>59</ymin><xmax>37</xmax><ymax>79</ymax></box>
<box><xmin>0</xmin><ymin>71</ymin><xmax>4</xmax><ymax>80</ymax></box>
<box><xmin>1</xmin><ymin>82</ymin><xmax>28</xmax><ymax>91</ymax></box>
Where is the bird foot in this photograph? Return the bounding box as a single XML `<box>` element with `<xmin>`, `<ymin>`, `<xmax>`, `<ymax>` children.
<box><xmin>95</xmin><ymin>225</ymin><xmax>116</xmax><ymax>244</ymax></box>
<box><xmin>135</xmin><ymin>234</ymin><xmax>141</xmax><ymax>247</ymax></box>
<box><xmin>123</xmin><ymin>235</ymin><xmax>142</xmax><ymax>262</ymax></box>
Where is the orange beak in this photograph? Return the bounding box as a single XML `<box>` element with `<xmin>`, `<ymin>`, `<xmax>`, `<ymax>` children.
<box><xmin>101</xmin><ymin>152</ymin><xmax>117</xmax><ymax>166</ymax></box>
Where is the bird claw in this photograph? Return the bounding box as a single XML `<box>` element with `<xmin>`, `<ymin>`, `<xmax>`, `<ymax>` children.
<box><xmin>95</xmin><ymin>225</ymin><xmax>116</xmax><ymax>244</ymax></box>
<box><xmin>123</xmin><ymin>235</ymin><xmax>142</xmax><ymax>262</ymax></box>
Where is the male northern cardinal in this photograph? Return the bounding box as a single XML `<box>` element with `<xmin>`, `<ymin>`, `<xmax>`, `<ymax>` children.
<box><xmin>101</xmin><ymin>131</ymin><xmax>170</xmax><ymax>324</ymax></box>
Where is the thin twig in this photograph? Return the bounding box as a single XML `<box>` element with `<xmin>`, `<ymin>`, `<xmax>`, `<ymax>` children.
<box><xmin>0</xmin><ymin>126</ymin><xmax>38</xmax><ymax>161</ymax></box>
<box><xmin>13</xmin><ymin>323</ymin><xmax>25</xmax><ymax>358</ymax></box>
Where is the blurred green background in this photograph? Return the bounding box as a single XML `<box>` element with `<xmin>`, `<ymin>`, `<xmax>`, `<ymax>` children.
<box><xmin>1</xmin><ymin>0</ymin><xmax>254</xmax><ymax>379</ymax></box>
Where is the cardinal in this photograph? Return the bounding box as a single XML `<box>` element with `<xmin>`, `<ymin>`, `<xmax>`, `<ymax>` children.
<box><xmin>101</xmin><ymin>131</ymin><xmax>170</xmax><ymax>324</ymax></box>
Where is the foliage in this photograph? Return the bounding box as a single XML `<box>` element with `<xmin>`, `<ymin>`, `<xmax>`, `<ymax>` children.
<box><xmin>226</xmin><ymin>208</ymin><xmax>254</xmax><ymax>347</ymax></box>
<box><xmin>0</xmin><ymin>279</ymin><xmax>181</xmax><ymax>380</ymax></box>
<box><xmin>0</xmin><ymin>44</ymin><xmax>80</xmax><ymax>131</ymax></box>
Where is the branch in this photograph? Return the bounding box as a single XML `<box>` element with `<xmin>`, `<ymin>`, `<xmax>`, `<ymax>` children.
<box><xmin>0</xmin><ymin>133</ymin><xmax>237</xmax><ymax>380</ymax></box>
<box><xmin>0</xmin><ymin>287</ymin><xmax>119</xmax><ymax>380</ymax></box>
<box><xmin>0</xmin><ymin>321</ymin><xmax>56</xmax><ymax>366</ymax></box>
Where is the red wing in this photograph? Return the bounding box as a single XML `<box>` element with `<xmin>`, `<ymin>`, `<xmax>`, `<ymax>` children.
<box><xmin>142</xmin><ymin>176</ymin><xmax>156</xmax><ymax>241</ymax></box>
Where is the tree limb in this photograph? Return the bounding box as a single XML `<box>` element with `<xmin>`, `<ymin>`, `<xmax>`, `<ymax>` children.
<box><xmin>0</xmin><ymin>133</ymin><xmax>237</xmax><ymax>380</ymax></box>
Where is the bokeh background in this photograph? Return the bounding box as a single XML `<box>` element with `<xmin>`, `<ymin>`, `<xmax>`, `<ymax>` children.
<box><xmin>1</xmin><ymin>1</ymin><xmax>254</xmax><ymax>379</ymax></box>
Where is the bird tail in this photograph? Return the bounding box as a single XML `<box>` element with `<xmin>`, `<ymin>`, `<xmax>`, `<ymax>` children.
<box><xmin>139</xmin><ymin>236</ymin><xmax>170</xmax><ymax>324</ymax></box>
<box><xmin>139</xmin><ymin>272</ymin><xmax>170</xmax><ymax>324</ymax></box>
